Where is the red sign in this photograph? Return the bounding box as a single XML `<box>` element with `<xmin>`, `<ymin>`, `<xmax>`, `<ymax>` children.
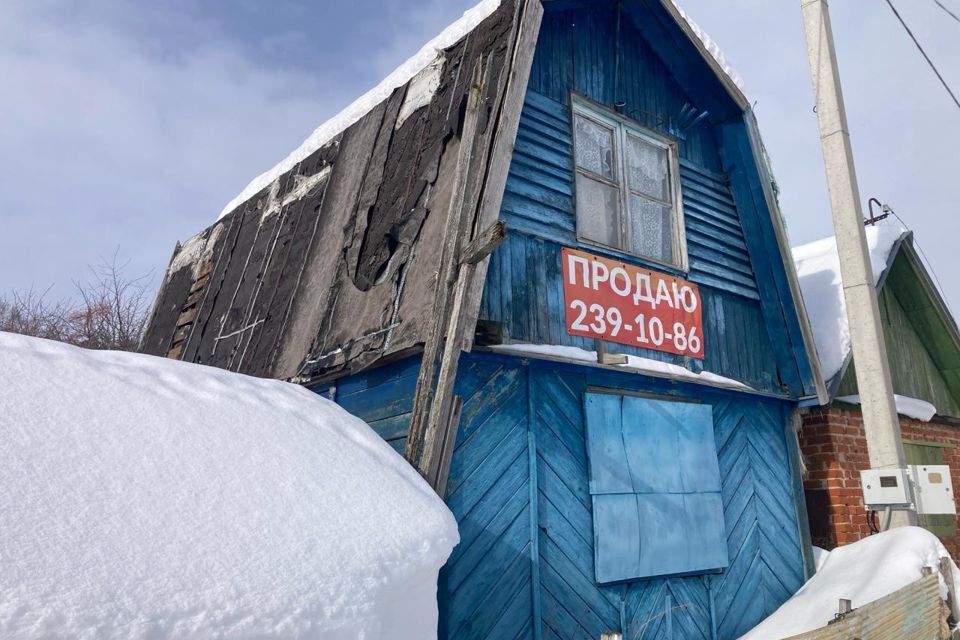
<box><xmin>561</xmin><ymin>247</ymin><xmax>704</xmax><ymax>359</ymax></box>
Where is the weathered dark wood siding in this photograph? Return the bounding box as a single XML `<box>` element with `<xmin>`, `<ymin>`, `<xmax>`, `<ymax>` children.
<box><xmin>140</xmin><ymin>0</ymin><xmax>527</xmax><ymax>380</ymax></box>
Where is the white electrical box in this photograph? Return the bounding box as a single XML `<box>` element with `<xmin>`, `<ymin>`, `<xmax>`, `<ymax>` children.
<box><xmin>909</xmin><ymin>465</ymin><xmax>956</xmax><ymax>515</ymax></box>
<box><xmin>860</xmin><ymin>468</ymin><xmax>912</xmax><ymax>507</ymax></box>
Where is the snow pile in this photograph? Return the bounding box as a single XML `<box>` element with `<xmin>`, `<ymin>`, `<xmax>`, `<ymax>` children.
<box><xmin>489</xmin><ymin>342</ymin><xmax>751</xmax><ymax>390</ymax></box>
<box><xmin>218</xmin><ymin>0</ymin><xmax>502</xmax><ymax>219</ymax></box>
<box><xmin>739</xmin><ymin>527</ymin><xmax>960</xmax><ymax>640</ymax></box>
<box><xmin>792</xmin><ymin>221</ymin><xmax>909</xmax><ymax>384</ymax></box>
<box><xmin>0</xmin><ymin>332</ymin><xmax>458</xmax><ymax>639</ymax></box>
<box><xmin>837</xmin><ymin>394</ymin><xmax>938</xmax><ymax>422</ymax></box>
<box><xmin>811</xmin><ymin>546</ymin><xmax>830</xmax><ymax>573</ymax></box>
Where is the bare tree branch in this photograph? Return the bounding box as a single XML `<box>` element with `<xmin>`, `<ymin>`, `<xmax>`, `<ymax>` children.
<box><xmin>1</xmin><ymin>251</ymin><xmax>152</xmax><ymax>352</ymax></box>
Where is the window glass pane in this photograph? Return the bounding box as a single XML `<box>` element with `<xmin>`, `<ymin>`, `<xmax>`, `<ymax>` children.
<box><xmin>628</xmin><ymin>194</ymin><xmax>674</xmax><ymax>263</ymax></box>
<box><xmin>626</xmin><ymin>134</ymin><xmax>669</xmax><ymax>201</ymax></box>
<box><xmin>576</xmin><ymin>173</ymin><xmax>620</xmax><ymax>247</ymax></box>
<box><xmin>574</xmin><ymin>114</ymin><xmax>615</xmax><ymax>180</ymax></box>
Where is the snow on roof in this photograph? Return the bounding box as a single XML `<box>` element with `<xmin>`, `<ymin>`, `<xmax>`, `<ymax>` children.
<box><xmin>217</xmin><ymin>0</ymin><xmax>747</xmax><ymax>221</ymax></box>
<box><xmin>488</xmin><ymin>342</ymin><xmax>752</xmax><ymax>391</ymax></box>
<box><xmin>217</xmin><ymin>0</ymin><xmax>503</xmax><ymax>219</ymax></box>
<box><xmin>837</xmin><ymin>394</ymin><xmax>938</xmax><ymax>422</ymax></box>
<box><xmin>668</xmin><ymin>0</ymin><xmax>746</xmax><ymax>97</ymax></box>
<box><xmin>792</xmin><ymin>221</ymin><xmax>910</xmax><ymax>385</ymax></box>
<box><xmin>739</xmin><ymin>526</ymin><xmax>960</xmax><ymax>639</ymax></box>
<box><xmin>0</xmin><ymin>331</ymin><xmax>458</xmax><ymax>638</ymax></box>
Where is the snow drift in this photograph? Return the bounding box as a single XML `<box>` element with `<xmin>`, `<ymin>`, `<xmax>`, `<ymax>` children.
<box><xmin>739</xmin><ymin>527</ymin><xmax>960</xmax><ymax>640</ymax></box>
<box><xmin>0</xmin><ymin>332</ymin><xmax>458</xmax><ymax>639</ymax></box>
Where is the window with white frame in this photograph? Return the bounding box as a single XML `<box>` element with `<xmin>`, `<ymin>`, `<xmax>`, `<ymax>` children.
<box><xmin>571</xmin><ymin>96</ymin><xmax>686</xmax><ymax>269</ymax></box>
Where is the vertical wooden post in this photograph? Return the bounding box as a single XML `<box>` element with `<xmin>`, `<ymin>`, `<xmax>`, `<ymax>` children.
<box><xmin>405</xmin><ymin>0</ymin><xmax>543</xmax><ymax>493</ymax></box>
<box><xmin>404</xmin><ymin>61</ymin><xmax>487</xmax><ymax>478</ymax></box>
<box><xmin>940</xmin><ymin>557</ymin><xmax>960</xmax><ymax>624</ymax></box>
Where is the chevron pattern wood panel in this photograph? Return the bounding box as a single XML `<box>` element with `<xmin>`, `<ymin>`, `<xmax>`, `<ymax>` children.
<box><xmin>711</xmin><ymin>398</ymin><xmax>805</xmax><ymax>640</ymax></box>
<box><xmin>440</xmin><ymin>357</ymin><xmax>534</xmax><ymax>640</ymax></box>
<box><xmin>384</xmin><ymin>353</ymin><xmax>807</xmax><ymax>640</ymax></box>
<box><xmin>533</xmin><ymin>367</ymin><xmax>620</xmax><ymax>639</ymax></box>
<box><xmin>531</xmin><ymin>367</ymin><xmax>804</xmax><ymax>640</ymax></box>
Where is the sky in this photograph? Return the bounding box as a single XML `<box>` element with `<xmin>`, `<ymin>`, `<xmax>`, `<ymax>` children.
<box><xmin>1</xmin><ymin>0</ymin><xmax>958</xmax><ymax>313</ymax></box>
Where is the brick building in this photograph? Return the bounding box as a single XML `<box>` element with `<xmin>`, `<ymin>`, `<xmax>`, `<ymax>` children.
<box><xmin>793</xmin><ymin>223</ymin><xmax>960</xmax><ymax>555</ymax></box>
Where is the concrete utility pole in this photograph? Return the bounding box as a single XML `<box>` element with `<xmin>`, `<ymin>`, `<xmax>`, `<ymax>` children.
<box><xmin>800</xmin><ymin>0</ymin><xmax>915</xmax><ymax>527</ymax></box>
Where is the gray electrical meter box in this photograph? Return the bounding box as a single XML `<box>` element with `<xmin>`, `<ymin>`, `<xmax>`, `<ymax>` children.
<box><xmin>909</xmin><ymin>465</ymin><xmax>956</xmax><ymax>515</ymax></box>
<box><xmin>860</xmin><ymin>468</ymin><xmax>912</xmax><ymax>507</ymax></box>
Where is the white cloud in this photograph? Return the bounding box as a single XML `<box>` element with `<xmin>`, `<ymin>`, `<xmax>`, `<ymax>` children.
<box><xmin>0</xmin><ymin>1</ymin><xmax>349</xmax><ymax>296</ymax></box>
<box><xmin>679</xmin><ymin>0</ymin><xmax>960</xmax><ymax>313</ymax></box>
<box><xmin>0</xmin><ymin>0</ymin><xmax>482</xmax><ymax>299</ymax></box>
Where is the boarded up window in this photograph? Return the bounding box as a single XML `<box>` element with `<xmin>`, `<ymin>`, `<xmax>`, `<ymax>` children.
<box><xmin>584</xmin><ymin>392</ymin><xmax>728</xmax><ymax>583</ymax></box>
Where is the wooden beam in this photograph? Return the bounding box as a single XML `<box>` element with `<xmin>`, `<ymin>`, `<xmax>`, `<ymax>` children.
<box><xmin>406</xmin><ymin>0</ymin><xmax>542</xmax><ymax>492</ymax></box>
<box><xmin>405</xmin><ymin>60</ymin><xmax>489</xmax><ymax>476</ymax></box>
<box><xmin>432</xmin><ymin>395</ymin><xmax>463</xmax><ymax>497</ymax></box>
<box><xmin>421</xmin><ymin>262</ymin><xmax>477</xmax><ymax>483</ymax></box>
<box><xmin>460</xmin><ymin>220</ymin><xmax>507</xmax><ymax>265</ymax></box>
<box><xmin>460</xmin><ymin>0</ymin><xmax>544</xmax><ymax>352</ymax></box>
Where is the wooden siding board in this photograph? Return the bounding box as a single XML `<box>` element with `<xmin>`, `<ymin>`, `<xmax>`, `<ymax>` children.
<box><xmin>718</xmin><ymin>120</ymin><xmax>804</xmax><ymax>396</ymax></box>
<box><xmin>333</xmin><ymin>351</ymin><xmax>805</xmax><ymax>640</ymax></box>
<box><xmin>838</xmin><ymin>267</ymin><xmax>960</xmax><ymax>416</ymax></box>
<box><xmin>480</xmin><ymin>231</ymin><xmax>779</xmax><ymax>390</ymax></box>
<box><xmin>143</xmin><ymin>1</ymin><xmax>527</xmax><ymax>381</ymax></box>
<box><xmin>448</xmin><ymin>455</ymin><xmax>529</xmax><ymax>568</ymax></box>
<box><xmin>477</xmin><ymin>2</ymin><xmax>826</xmax><ymax>400</ymax></box>
<box><xmin>439</xmin><ymin>358</ymin><xmax>535</xmax><ymax>640</ymax></box>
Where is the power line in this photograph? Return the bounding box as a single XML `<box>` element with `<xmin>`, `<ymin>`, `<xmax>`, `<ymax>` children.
<box><xmin>884</xmin><ymin>0</ymin><xmax>960</xmax><ymax>112</ymax></box>
<box><xmin>889</xmin><ymin>210</ymin><xmax>957</xmax><ymax>319</ymax></box>
<box><xmin>933</xmin><ymin>0</ymin><xmax>960</xmax><ymax>24</ymax></box>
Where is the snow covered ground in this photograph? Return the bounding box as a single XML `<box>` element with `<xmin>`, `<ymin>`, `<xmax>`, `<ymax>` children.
<box><xmin>739</xmin><ymin>527</ymin><xmax>960</xmax><ymax>640</ymax></box>
<box><xmin>0</xmin><ymin>331</ymin><xmax>458</xmax><ymax>639</ymax></box>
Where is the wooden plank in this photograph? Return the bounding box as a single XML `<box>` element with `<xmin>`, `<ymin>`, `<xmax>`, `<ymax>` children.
<box><xmin>415</xmin><ymin>0</ymin><xmax>543</xmax><ymax>491</ymax></box>
<box><xmin>527</xmin><ymin>366</ymin><xmax>543</xmax><ymax>640</ymax></box>
<box><xmin>405</xmin><ymin>60</ymin><xmax>489</xmax><ymax>474</ymax></box>
<box><xmin>460</xmin><ymin>220</ymin><xmax>508</xmax><ymax>266</ymax></box>
<box><xmin>433</xmin><ymin>395</ymin><xmax>463</xmax><ymax>500</ymax></box>
<box><xmin>461</xmin><ymin>0</ymin><xmax>545</xmax><ymax>352</ymax></box>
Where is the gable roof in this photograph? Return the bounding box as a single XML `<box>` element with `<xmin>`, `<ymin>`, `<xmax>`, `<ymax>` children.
<box><xmin>216</xmin><ymin>0</ymin><xmax>746</xmax><ymax>223</ymax></box>
<box><xmin>142</xmin><ymin>0</ymin><xmax>826</xmax><ymax>402</ymax></box>
<box><xmin>794</xmin><ymin>222</ymin><xmax>960</xmax><ymax>410</ymax></box>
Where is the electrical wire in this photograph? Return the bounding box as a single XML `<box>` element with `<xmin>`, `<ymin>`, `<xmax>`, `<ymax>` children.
<box><xmin>933</xmin><ymin>0</ymin><xmax>960</xmax><ymax>24</ymax></box>
<box><xmin>888</xmin><ymin>210</ymin><xmax>958</xmax><ymax>319</ymax></box>
<box><xmin>884</xmin><ymin>0</ymin><xmax>960</xmax><ymax>112</ymax></box>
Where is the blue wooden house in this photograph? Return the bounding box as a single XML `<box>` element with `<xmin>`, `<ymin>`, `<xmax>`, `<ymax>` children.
<box><xmin>142</xmin><ymin>1</ymin><xmax>828</xmax><ymax>638</ymax></box>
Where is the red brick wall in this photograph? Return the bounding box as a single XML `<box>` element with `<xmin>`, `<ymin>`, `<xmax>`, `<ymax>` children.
<box><xmin>800</xmin><ymin>404</ymin><xmax>960</xmax><ymax>557</ymax></box>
